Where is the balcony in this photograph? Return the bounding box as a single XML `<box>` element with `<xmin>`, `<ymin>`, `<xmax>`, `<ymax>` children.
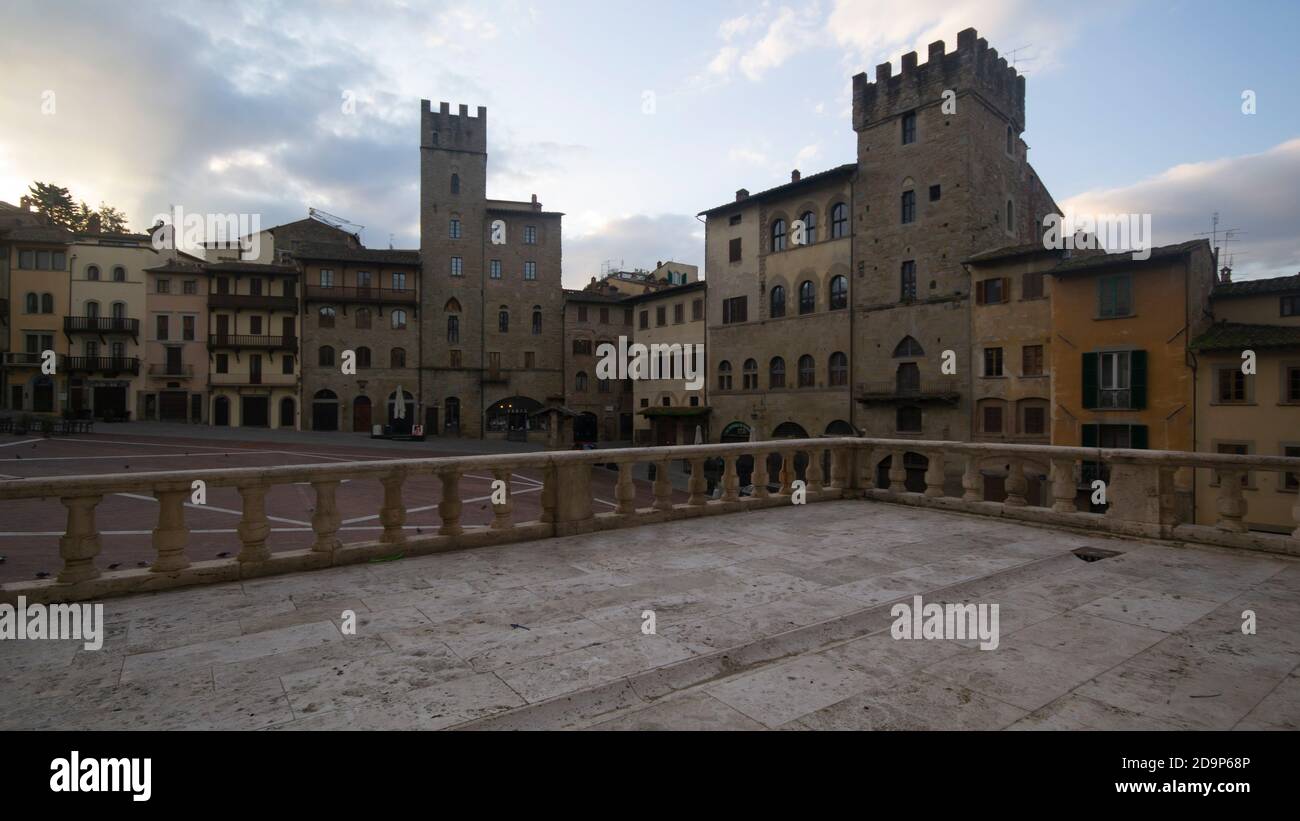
<box><xmin>304</xmin><ymin>284</ymin><xmax>417</xmax><ymax>305</ymax></box>
<box><xmin>147</xmin><ymin>363</ymin><xmax>195</xmax><ymax>378</ymax></box>
<box><xmin>856</xmin><ymin>379</ymin><xmax>961</xmax><ymax>405</ymax></box>
<box><xmin>63</xmin><ymin>315</ymin><xmax>140</xmax><ymax>336</ymax></box>
<box><xmin>64</xmin><ymin>355</ymin><xmax>141</xmax><ymax>375</ymax></box>
<box><xmin>207</xmin><ymin>334</ymin><xmax>297</xmax><ymax>350</ymax></box>
<box><xmin>208</xmin><ymin>292</ymin><xmax>298</xmax><ymax>311</ymax></box>
<box><xmin>0</xmin><ymin>437</ymin><xmax>1295</xmax><ymax>730</ymax></box>
<box><xmin>209</xmin><ymin>372</ymin><xmax>297</xmax><ymax>387</ymax></box>
<box><xmin>1</xmin><ymin>352</ymin><xmax>43</xmax><ymax>368</ymax></box>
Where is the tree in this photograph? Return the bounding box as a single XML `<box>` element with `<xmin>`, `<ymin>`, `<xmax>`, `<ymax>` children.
<box><xmin>72</xmin><ymin>202</ymin><xmax>94</xmax><ymax>232</ymax></box>
<box><xmin>27</xmin><ymin>181</ymin><xmax>76</xmax><ymax>227</ymax></box>
<box><xmin>97</xmin><ymin>203</ymin><xmax>129</xmax><ymax>234</ymax></box>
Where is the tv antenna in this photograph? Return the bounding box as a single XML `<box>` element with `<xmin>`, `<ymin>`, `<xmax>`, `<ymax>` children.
<box><xmin>1195</xmin><ymin>211</ymin><xmax>1246</xmax><ymax>265</ymax></box>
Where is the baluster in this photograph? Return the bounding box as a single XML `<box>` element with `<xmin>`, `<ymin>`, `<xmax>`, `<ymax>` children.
<box><xmin>653</xmin><ymin>459</ymin><xmax>673</xmax><ymax>511</ymax></box>
<box><xmin>860</xmin><ymin>447</ymin><xmax>875</xmax><ymax>490</ymax></box>
<box><xmin>615</xmin><ymin>462</ymin><xmax>636</xmax><ymax>513</ymax></box>
<box><xmin>888</xmin><ymin>450</ymin><xmax>906</xmax><ymax>492</ymax></box>
<box><xmin>236</xmin><ymin>483</ymin><xmax>271</xmax><ymax>563</ymax></box>
<box><xmin>439</xmin><ymin>468</ymin><xmax>463</xmax><ymax>536</ymax></box>
<box><xmin>751</xmin><ymin>449</ymin><xmax>770</xmax><ymax>498</ymax></box>
<box><xmin>830</xmin><ymin>446</ymin><xmax>848</xmax><ymax>491</ymax></box>
<box><xmin>1291</xmin><ymin>492</ymin><xmax>1300</xmax><ymax>542</ymax></box>
<box><xmin>779</xmin><ymin>449</ymin><xmax>795</xmax><ymax>495</ymax></box>
<box><xmin>58</xmin><ymin>494</ymin><xmax>103</xmax><ymax>583</ymax></box>
<box><xmin>490</xmin><ymin>468</ymin><xmax>513</xmax><ymax>529</ymax></box>
<box><xmin>1050</xmin><ymin>457</ymin><xmax>1076</xmax><ymax>513</ymax></box>
<box><xmin>1215</xmin><ymin>470</ymin><xmax>1247</xmax><ymax>532</ymax></box>
<box><xmin>807</xmin><ymin>448</ymin><xmax>824</xmax><ymax>493</ymax></box>
<box><xmin>540</xmin><ymin>465</ymin><xmax>557</xmax><ymax>523</ymax></box>
<box><xmin>687</xmin><ymin>457</ymin><xmax>708</xmax><ymax>506</ymax></box>
<box><xmin>310</xmin><ymin>479</ymin><xmax>342</xmax><ymax>553</ymax></box>
<box><xmin>962</xmin><ymin>455</ymin><xmax>983</xmax><ymax>502</ymax></box>
<box><xmin>380</xmin><ymin>469</ymin><xmax>407</xmax><ymax>543</ymax></box>
<box><xmin>1004</xmin><ymin>459</ymin><xmax>1028</xmax><ymax>507</ymax></box>
<box><xmin>924</xmin><ymin>451</ymin><xmax>945</xmax><ymax>497</ymax></box>
<box><xmin>151</xmin><ymin>485</ymin><xmax>190</xmax><ymax>572</ymax></box>
<box><xmin>722</xmin><ymin>455</ymin><xmax>740</xmax><ymax>502</ymax></box>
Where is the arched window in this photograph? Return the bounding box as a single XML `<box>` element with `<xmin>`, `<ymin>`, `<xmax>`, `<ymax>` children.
<box><xmin>85</xmin><ymin>300</ymin><xmax>100</xmax><ymax>318</ymax></box>
<box><xmin>798</xmin><ymin>354</ymin><xmax>815</xmax><ymax>387</ymax></box>
<box><xmin>498</xmin><ymin>306</ymin><xmax>509</xmax><ymax>333</ymax></box>
<box><xmin>896</xmin><ymin>362</ymin><xmax>921</xmax><ymax>394</ymax></box>
<box><xmin>800</xmin><ymin>210</ymin><xmax>817</xmax><ymax>244</ymax></box>
<box><xmin>41</xmin><ymin>293</ymin><xmax>54</xmax><ymax>313</ymax></box>
<box><xmin>718</xmin><ymin>360</ymin><xmax>733</xmax><ymax>390</ymax></box>
<box><xmin>447</xmin><ymin>314</ymin><xmax>459</xmax><ymax>343</ymax></box>
<box><xmin>318</xmin><ymin>306</ymin><xmax>336</xmax><ymax>328</ymax></box>
<box><xmin>112</xmin><ymin>266</ymin><xmax>126</xmax><ymax>282</ymax></box>
<box><xmin>111</xmin><ymin>301</ymin><xmax>126</xmax><ymax>319</ymax></box>
<box><xmin>770</xmin><ymin>285</ymin><xmax>786</xmax><ymax>318</ymax></box>
<box><xmin>743</xmin><ymin>358</ymin><xmax>758</xmax><ymax>389</ymax></box>
<box><xmin>532</xmin><ymin>306</ymin><xmax>542</xmax><ymax>335</ymax></box>
<box><xmin>893</xmin><ymin>335</ymin><xmax>925</xmax><ymax>358</ymax></box>
<box><xmin>829</xmin><ymin>275</ymin><xmax>847</xmax><ymax>310</ymax></box>
<box><xmin>575</xmin><ymin>371</ymin><xmax>588</xmax><ymax>392</ymax></box>
<box><xmin>450</xmin><ymin>173</ymin><xmax>460</xmax><ymax>194</ymax></box>
<box><xmin>319</xmin><ymin>345</ymin><xmax>335</xmax><ymax>367</ymax></box>
<box><xmin>769</xmin><ymin>356</ymin><xmax>786</xmax><ymax>388</ymax></box>
<box><xmin>771</xmin><ymin>219</ymin><xmax>787</xmax><ymax>252</ymax></box>
<box><xmin>391</xmin><ymin>347</ymin><xmax>406</xmax><ymax>368</ymax></box>
<box><xmin>829</xmin><ymin>352</ymin><xmax>848</xmax><ymax>386</ymax></box>
<box><xmin>355</xmin><ymin>307</ymin><xmax>372</xmax><ymax>330</ymax></box>
<box><xmin>86</xmin><ymin>265</ymin><xmax>100</xmax><ymax>281</ymax></box>
<box><xmin>830</xmin><ymin>203</ymin><xmax>848</xmax><ymax>238</ymax></box>
<box><xmin>799</xmin><ymin>280</ymin><xmax>815</xmax><ymax>314</ymax></box>
<box><xmin>356</xmin><ymin>346</ymin><xmax>371</xmax><ymax>368</ymax></box>
<box><xmin>444</xmin><ymin>297</ymin><xmax>461</xmax><ymax>312</ymax></box>
<box><xmin>391</xmin><ymin>309</ymin><xmax>407</xmax><ymax>330</ymax></box>
<box><xmin>24</xmin><ymin>292</ymin><xmax>37</xmax><ymax>313</ymax></box>
<box><xmin>1006</xmin><ymin>199</ymin><xmax>1015</xmax><ymax>230</ymax></box>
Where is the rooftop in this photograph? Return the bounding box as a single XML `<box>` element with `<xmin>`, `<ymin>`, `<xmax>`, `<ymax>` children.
<box><xmin>1190</xmin><ymin>321</ymin><xmax>1300</xmax><ymax>351</ymax></box>
<box><xmin>292</xmin><ymin>242</ymin><xmax>421</xmax><ymax>266</ymax></box>
<box><xmin>698</xmin><ymin>163</ymin><xmax>857</xmax><ymax>218</ymax></box>
<box><xmin>1047</xmin><ymin>239</ymin><xmax>1209</xmax><ymax>277</ymax></box>
<box><xmin>1212</xmin><ymin>272</ymin><xmax>1300</xmax><ymax>298</ymax></box>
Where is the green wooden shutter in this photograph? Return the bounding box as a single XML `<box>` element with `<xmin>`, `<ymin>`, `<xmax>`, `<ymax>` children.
<box><xmin>1082</xmin><ymin>352</ymin><xmax>1099</xmax><ymax>409</ymax></box>
<box><xmin>1081</xmin><ymin>423</ymin><xmax>1099</xmax><ymax>447</ymax></box>
<box><xmin>1130</xmin><ymin>349</ymin><xmax>1147</xmax><ymax>409</ymax></box>
<box><xmin>1130</xmin><ymin>425</ymin><xmax>1148</xmax><ymax>449</ymax></box>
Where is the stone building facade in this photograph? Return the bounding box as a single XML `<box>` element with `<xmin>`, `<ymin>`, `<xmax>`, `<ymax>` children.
<box><xmin>419</xmin><ymin>101</ymin><xmax>565</xmax><ymax>439</ymax></box>
<box><xmin>562</xmin><ymin>289</ymin><xmax>633</xmax><ymax>443</ymax></box>
<box><xmin>295</xmin><ymin>244</ymin><xmax>421</xmax><ymax>434</ymax></box>
<box><xmin>628</xmin><ymin>280</ymin><xmax>708</xmax><ymax>445</ymax></box>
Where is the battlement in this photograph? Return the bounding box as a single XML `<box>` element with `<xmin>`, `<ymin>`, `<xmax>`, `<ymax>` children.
<box><xmin>420</xmin><ymin>99</ymin><xmax>487</xmax><ymax>153</ymax></box>
<box><xmin>852</xmin><ymin>27</ymin><xmax>1025</xmax><ymax>132</ymax></box>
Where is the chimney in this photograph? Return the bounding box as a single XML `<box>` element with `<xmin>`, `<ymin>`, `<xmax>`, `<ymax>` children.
<box><xmin>1220</xmin><ymin>265</ymin><xmax>1233</xmax><ymax>284</ymax></box>
<box><xmin>531</xmin><ymin>193</ymin><xmax>540</xmax><ymax>211</ymax></box>
<box><xmin>656</xmin><ymin>260</ymin><xmax>663</xmax><ymax>269</ymax></box>
<box><xmin>735</xmin><ymin>188</ymin><xmax>749</xmax><ymax>201</ymax></box>
<box><xmin>791</xmin><ymin>169</ymin><xmax>801</xmax><ymax>183</ymax></box>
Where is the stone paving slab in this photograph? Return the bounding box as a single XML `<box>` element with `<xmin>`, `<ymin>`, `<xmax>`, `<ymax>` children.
<box><xmin>1</xmin><ymin>500</ymin><xmax>1297</xmax><ymax>730</ymax></box>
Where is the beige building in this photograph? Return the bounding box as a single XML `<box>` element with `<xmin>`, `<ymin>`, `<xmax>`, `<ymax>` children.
<box><xmin>1191</xmin><ymin>271</ymin><xmax>1300</xmax><ymax>533</ymax></box>
<box><xmin>142</xmin><ymin>255</ymin><xmax>209</xmax><ymax>423</ymax></box>
<box><xmin>1</xmin><ymin>216</ymin><xmax>73</xmax><ymax>413</ymax></box>
<box><xmin>562</xmin><ymin>289</ymin><xmax>633</xmax><ymax>443</ymax></box>
<box><xmin>629</xmin><ymin>280</ymin><xmax>708</xmax><ymax>445</ymax></box>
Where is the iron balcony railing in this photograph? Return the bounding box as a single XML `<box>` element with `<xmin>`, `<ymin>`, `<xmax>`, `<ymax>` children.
<box><xmin>64</xmin><ymin>356</ymin><xmax>141</xmax><ymax>375</ymax></box>
<box><xmin>63</xmin><ymin>316</ymin><xmax>140</xmax><ymax>335</ymax></box>
<box><xmin>207</xmin><ymin>334</ymin><xmax>297</xmax><ymax>350</ymax></box>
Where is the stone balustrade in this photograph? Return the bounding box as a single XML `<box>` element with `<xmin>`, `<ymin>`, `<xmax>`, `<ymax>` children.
<box><xmin>1</xmin><ymin>437</ymin><xmax>1297</xmax><ymax>604</ymax></box>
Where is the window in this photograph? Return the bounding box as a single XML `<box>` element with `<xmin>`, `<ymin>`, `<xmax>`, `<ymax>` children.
<box><xmin>356</xmin><ymin>347</ymin><xmax>371</xmax><ymax>369</ymax></box>
<box><xmin>250</xmin><ymin>278</ymin><xmax>263</xmax><ymax>296</ymax></box>
<box><xmin>893</xmin><ymin>336</ymin><xmax>924</xmax><ymax>358</ymax></box>
<box><xmin>770</xmin><ymin>285</ymin><xmax>786</xmax><ymax>318</ymax></box>
<box><xmin>900</xmin><ymin>261</ymin><xmax>916</xmax><ymax>301</ymax></box>
<box><xmin>1284</xmin><ymin>445</ymin><xmax>1300</xmax><ymax>490</ymax></box>
<box><xmin>1005</xmin><ymin>199</ymin><xmax>1015</xmax><ymax>231</ymax></box>
<box><xmin>532</xmin><ymin>307</ymin><xmax>542</xmax><ymax>336</ymax></box>
<box><xmin>1280</xmin><ymin>296</ymin><xmax>1299</xmax><ymax>317</ymax></box>
<box><xmin>771</xmin><ymin>219</ymin><xmax>787</xmax><ymax>252</ymax></box>
<box><xmin>490</xmin><ymin>259</ymin><xmax>501</xmax><ymax>280</ymax></box>
<box><xmin>183</xmin><ymin>315</ymin><xmax>195</xmax><ymax>341</ymax></box>
<box><xmin>216</xmin><ymin>354</ymin><xmax>229</xmax><ymax>374</ymax></box>
<box><xmin>575</xmin><ymin>371</ymin><xmax>588</xmax><ymax>392</ymax></box>
<box><xmin>156</xmin><ymin>315</ymin><xmax>169</xmax><ymax>341</ymax></box>
<box><xmin>800</xmin><ymin>211</ymin><xmax>817</xmax><ymax>244</ymax></box>
<box><xmin>830</xmin><ymin>203</ymin><xmax>848</xmax><ymax>239</ymax></box>
<box><xmin>24</xmin><ymin>293</ymin><xmax>37</xmax><ymax>313</ymax></box>
<box><xmin>524</xmin><ymin>261</ymin><xmax>536</xmax><ymax>280</ymax></box>
<box><xmin>692</xmin><ymin>298</ymin><xmax>703</xmax><ymax>321</ymax></box>
<box><xmin>319</xmin><ymin>345</ymin><xmax>334</xmax><ymax>367</ymax></box>
<box><xmin>87</xmin><ymin>265</ymin><xmax>100</xmax><ymax>281</ymax></box>
<box><xmin>112</xmin><ymin>301</ymin><xmax>125</xmax><ymax>319</ymax></box>
<box><xmin>389</xmin><ymin>347</ymin><xmax>406</xmax><ymax>369</ymax></box>
<box><xmin>1023</xmin><ymin>270</ymin><xmax>1044</xmax><ymax>300</ymax></box>
<box><xmin>249</xmin><ymin>316</ymin><xmax>262</xmax><ymax>335</ymax></box>
<box><xmin>319</xmin><ymin>306</ymin><xmax>336</xmax><ymax>328</ymax></box>
<box><xmin>498</xmin><ymin>307</ymin><xmax>509</xmax><ymax>333</ymax></box>
<box><xmin>769</xmin><ymin>357</ymin><xmax>786</xmax><ymax>388</ymax></box>
<box><xmin>798</xmin><ymin>355</ymin><xmax>815</xmax><ymax>387</ymax></box>
<box><xmin>984</xmin><ymin>347</ymin><xmax>1004</xmax><ymax>377</ymax></box>
<box><xmin>656</xmin><ymin>306</ymin><xmax>666</xmax><ymax>326</ymax></box>
<box><xmin>392</xmin><ymin>271</ymin><xmax>407</xmax><ymax>291</ymax></box>
<box><xmin>157</xmin><ymin>278</ymin><xmax>171</xmax><ymax>294</ymax></box>
<box><xmin>829</xmin><ymin>275</ymin><xmax>848</xmax><ymax>310</ymax></box>
<box><xmin>640</xmin><ymin>398</ymin><xmax>649</xmax><ymax>408</ymax></box>
<box><xmin>183</xmin><ymin>280</ymin><xmax>197</xmax><ymax>295</ymax></box>
<box><xmin>86</xmin><ymin>301</ymin><xmax>99</xmax><ymax>318</ymax></box>
<box><xmin>281</xmin><ymin>354</ymin><xmax>294</xmax><ymax>375</ymax></box>
<box><xmin>1022</xmin><ymin>345</ymin><xmax>1044</xmax><ymax>376</ymax></box>
<box><xmin>929</xmin><ymin>184</ymin><xmax>941</xmax><ymax>202</ymax></box>
<box><xmin>897</xmin><ymin>405</ymin><xmax>922</xmax><ymax>433</ymax></box>
<box><xmin>829</xmin><ymin>352</ymin><xmax>848</xmax><ymax>386</ymax></box>
<box><xmin>1094</xmin><ymin>350</ymin><xmax>1137</xmax><ymax>409</ymax></box>
<box><xmin>1023</xmin><ymin>404</ymin><xmax>1047</xmax><ymax>435</ymax></box>
<box><xmin>722</xmin><ymin>296</ymin><xmax>747</xmax><ymax>324</ymax></box>
<box><xmin>673</xmin><ymin>303</ymin><xmax>684</xmax><ymax>324</ymax></box>
<box><xmin>524</xmin><ymin>226</ymin><xmax>537</xmax><ymax>245</ymax></box>
<box><xmin>391</xmin><ymin>309</ymin><xmax>407</xmax><ymax>330</ymax></box>
<box><xmin>896</xmin><ymin>362</ymin><xmax>920</xmax><ymax>394</ymax></box>
<box><xmin>572</xmin><ymin>339</ymin><xmax>592</xmax><ymax>355</ymax></box>
<box><xmin>901</xmin><ymin>190</ymin><xmax>915</xmax><ymax>224</ymax></box>
<box><xmin>729</xmin><ymin>237</ymin><xmax>742</xmax><ymax>262</ymax></box>
<box><xmin>451</xmin><ymin>257</ymin><xmax>463</xmax><ymax>277</ymax></box>
<box><xmin>525</xmin><ymin>351</ymin><xmax>536</xmax><ymax>369</ymax></box>
<box><xmin>577</xmin><ymin>305</ymin><xmax>588</xmax><ymax>323</ymax></box>
<box><xmin>1217</xmin><ymin>367</ymin><xmax>1248</xmax><ymax>403</ymax></box>
<box><xmin>982</xmin><ymin>403</ymin><xmax>1004</xmax><ymax>434</ymax></box>
<box><xmin>1098</xmin><ymin>274</ymin><xmax>1133</xmax><ymax>317</ymax></box>
<box><xmin>728</xmin><ymin>214</ymin><xmax>742</xmax><ymax>226</ymax></box>
<box><xmin>355</xmin><ymin>308</ymin><xmax>372</xmax><ymax>330</ymax></box>
<box><xmin>41</xmin><ymin>293</ymin><xmax>54</xmax><ymax>313</ymax></box>
<box><xmin>901</xmin><ymin>111</ymin><xmax>916</xmax><ymax>145</ymax></box>
<box><xmin>447</xmin><ymin>315</ymin><xmax>459</xmax><ymax>344</ymax></box>
<box><xmin>718</xmin><ymin>360</ymin><xmax>733</xmax><ymax>390</ymax></box>
<box><xmin>449</xmin><ymin>350</ymin><xmax>462</xmax><ymax>368</ymax></box>
<box><xmin>600</xmin><ymin>307</ymin><xmax>609</xmax><ymax>324</ymax></box>
<box><xmin>639</xmin><ymin>310</ymin><xmax>648</xmax><ymax>330</ymax></box>
<box><xmin>449</xmin><ymin>218</ymin><xmax>461</xmax><ymax>239</ymax></box>
<box><xmin>799</xmin><ymin>280</ymin><xmax>815</xmax><ymax>314</ymax></box>
<box><xmin>216</xmin><ymin>277</ymin><xmax>230</xmax><ymax>294</ymax></box>
<box><xmin>976</xmin><ymin>277</ymin><xmax>1008</xmax><ymax>304</ymax></box>
<box><xmin>1287</xmin><ymin>366</ymin><xmax>1300</xmax><ymax>403</ymax></box>
<box><xmin>743</xmin><ymin>359</ymin><xmax>758</xmax><ymax>389</ymax></box>
<box><xmin>450</xmin><ymin>173</ymin><xmax>460</xmax><ymax>194</ymax></box>
<box><xmin>624</xmin><ymin>308</ymin><xmax>633</xmax><ymax>325</ymax></box>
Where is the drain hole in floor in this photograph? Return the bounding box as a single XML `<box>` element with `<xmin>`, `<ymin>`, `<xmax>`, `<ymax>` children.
<box><xmin>1072</xmin><ymin>547</ymin><xmax>1123</xmax><ymax>562</ymax></box>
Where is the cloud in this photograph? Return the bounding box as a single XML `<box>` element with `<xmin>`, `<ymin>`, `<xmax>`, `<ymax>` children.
<box><xmin>1061</xmin><ymin>138</ymin><xmax>1300</xmax><ymax>280</ymax></box>
<box><xmin>564</xmin><ymin>213</ymin><xmax>704</xmax><ymax>288</ymax></box>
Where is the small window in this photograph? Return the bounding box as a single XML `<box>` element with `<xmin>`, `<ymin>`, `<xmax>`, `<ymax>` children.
<box><xmin>498</xmin><ymin>308</ymin><xmax>509</xmax><ymax>333</ymax></box>
<box><xmin>722</xmin><ymin>296</ymin><xmax>747</xmax><ymax>324</ymax></box>
<box><xmin>1098</xmin><ymin>274</ymin><xmax>1133</xmax><ymax>318</ymax></box>
<box><xmin>729</xmin><ymin>237</ymin><xmax>742</xmax><ymax>262</ymax></box>
<box><xmin>901</xmin><ymin>111</ymin><xmax>916</xmax><ymax>145</ymax></box>
<box><xmin>798</xmin><ymin>354</ymin><xmax>815</xmax><ymax>387</ymax></box>
<box><xmin>532</xmin><ymin>308</ymin><xmax>542</xmax><ymax>336</ymax></box>
<box><xmin>391</xmin><ymin>309</ymin><xmax>407</xmax><ymax>330</ymax></box>
<box><xmin>769</xmin><ymin>357</ymin><xmax>786</xmax><ymax>388</ymax></box>
<box><xmin>600</xmin><ymin>307</ymin><xmax>609</xmax><ymax>324</ymax></box>
<box><xmin>897</xmin><ymin>405</ymin><xmax>922</xmax><ymax>433</ymax></box>
<box><xmin>157</xmin><ymin>278</ymin><xmax>171</xmax><ymax>294</ymax></box>
<box><xmin>1286</xmin><ymin>366</ymin><xmax>1300</xmax><ymax>403</ymax></box>
<box><xmin>798</xmin><ymin>280</ymin><xmax>815</xmax><ymax>314</ymax></box>
<box><xmin>1280</xmin><ymin>295</ymin><xmax>1299</xmax><ymax>317</ymax></box>
<box><xmin>356</xmin><ymin>347</ymin><xmax>371</xmax><ymax>369</ymax></box>
<box><xmin>1216</xmin><ymin>367</ymin><xmax>1248</xmax><ymax>403</ymax></box>
<box><xmin>183</xmin><ymin>280</ymin><xmax>197</xmax><ymax>295</ymax></box>
<box><xmin>524</xmin><ymin>261</ymin><xmax>536</xmax><ymax>280</ymax></box>
<box><xmin>1006</xmin><ymin>125</ymin><xmax>1014</xmax><ymax>155</ymax></box>
<box><xmin>800</xmin><ymin>211</ymin><xmax>817</xmax><ymax>244</ymax></box>
<box><xmin>1005</xmin><ymin>199</ymin><xmax>1015</xmax><ymax>231</ymax></box>
<box><xmin>41</xmin><ymin>293</ymin><xmax>54</xmax><ymax>313</ymax></box>
<box><xmin>976</xmin><ymin>278</ymin><xmax>1008</xmax><ymax>305</ymax></box>
<box><xmin>216</xmin><ymin>353</ymin><xmax>229</xmax><ymax>374</ymax></box>
<box><xmin>391</xmin><ymin>347</ymin><xmax>407</xmax><ymax>368</ymax></box>
<box><xmin>673</xmin><ymin>303</ymin><xmax>684</xmax><ymax>324</ymax></box>
<box><xmin>447</xmin><ymin>315</ymin><xmax>459</xmax><ymax>343</ymax></box>
<box><xmin>901</xmin><ymin>190</ymin><xmax>915</xmax><ymax>224</ymax></box>
<box><xmin>183</xmin><ymin>315</ymin><xmax>196</xmax><ymax>341</ymax></box>
<box><xmin>575</xmin><ymin>371</ymin><xmax>588</xmax><ymax>392</ymax></box>
<box><xmin>639</xmin><ymin>310</ymin><xmax>648</xmax><ymax>330</ymax></box>
<box><xmin>1023</xmin><ymin>270</ymin><xmax>1044</xmax><ymax>300</ymax></box>
<box><xmin>656</xmin><ymin>306</ymin><xmax>666</xmax><ymax>326</ymax></box>
<box><xmin>893</xmin><ymin>336</ymin><xmax>924</xmax><ymax>358</ymax></box>
<box><xmin>282</xmin><ymin>354</ymin><xmax>295</xmax><ymax>374</ymax></box>
<box><xmin>982</xmin><ymin>403</ymin><xmax>1004</xmax><ymax>434</ymax></box>
<box><xmin>692</xmin><ymin>298</ymin><xmax>703</xmax><ymax>321</ymax></box>
<box><xmin>490</xmin><ymin>260</ymin><xmax>502</xmax><ymax>279</ymax></box>
<box><xmin>829</xmin><ymin>352</ymin><xmax>848</xmax><ymax>386</ymax></box>
<box><xmin>983</xmin><ymin>347</ymin><xmax>1004</xmax><ymax>377</ymax></box>
<box><xmin>319</xmin><ymin>306</ymin><xmax>335</xmax><ymax>328</ymax></box>
<box><xmin>86</xmin><ymin>265</ymin><xmax>100</xmax><ymax>281</ymax></box>
<box><xmin>718</xmin><ymin>360</ymin><xmax>733</xmax><ymax>391</ymax></box>
<box><xmin>743</xmin><ymin>359</ymin><xmax>758</xmax><ymax>390</ymax></box>
<box><xmin>829</xmin><ymin>275</ymin><xmax>848</xmax><ymax>310</ymax></box>
<box><xmin>929</xmin><ymin>184</ymin><xmax>941</xmax><ymax>202</ymax></box>
<box><xmin>1023</xmin><ymin>405</ymin><xmax>1046</xmax><ymax>435</ymax></box>
<box><xmin>728</xmin><ymin>214</ymin><xmax>742</xmax><ymax>226</ymax></box>
<box><xmin>524</xmin><ymin>226</ymin><xmax>537</xmax><ymax>245</ymax></box>
<box><xmin>450</xmin><ymin>256</ymin><xmax>463</xmax><ymax>277</ymax></box>
<box><xmin>24</xmin><ymin>292</ymin><xmax>37</xmax><ymax>313</ymax></box>
<box><xmin>771</xmin><ymin>219</ymin><xmax>787</xmax><ymax>252</ymax></box>
<box><xmin>319</xmin><ymin>345</ymin><xmax>335</xmax><ymax>367</ymax></box>
<box><xmin>450</xmin><ymin>173</ymin><xmax>460</xmax><ymax>194</ymax></box>
<box><xmin>1022</xmin><ymin>345</ymin><xmax>1044</xmax><ymax>377</ymax></box>
<box><xmin>449</xmin><ymin>218</ymin><xmax>461</xmax><ymax>239</ymax></box>
<box><xmin>900</xmin><ymin>261</ymin><xmax>916</xmax><ymax>302</ymax></box>
<box><xmin>355</xmin><ymin>308</ymin><xmax>372</xmax><ymax>330</ymax></box>
<box><xmin>830</xmin><ymin>203</ymin><xmax>848</xmax><ymax>238</ymax></box>
<box><xmin>156</xmin><ymin>315</ymin><xmax>169</xmax><ymax>341</ymax></box>
<box><xmin>770</xmin><ymin>285</ymin><xmax>786</xmax><ymax>318</ymax></box>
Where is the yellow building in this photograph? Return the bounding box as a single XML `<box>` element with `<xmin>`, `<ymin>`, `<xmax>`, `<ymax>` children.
<box><xmin>630</xmin><ymin>280</ymin><xmax>708</xmax><ymax>445</ymax></box>
<box><xmin>2</xmin><ymin>220</ymin><xmax>73</xmax><ymax>414</ymax></box>
<box><xmin>1191</xmin><ymin>271</ymin><xmax>1300</xmax><ymax>533</ymax></box>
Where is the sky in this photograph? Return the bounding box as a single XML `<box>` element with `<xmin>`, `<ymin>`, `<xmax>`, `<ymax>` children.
<box><xmin>2</xmin><ymin>0</ymin><xmax>1298</xmax><ymax>285</ymax></box>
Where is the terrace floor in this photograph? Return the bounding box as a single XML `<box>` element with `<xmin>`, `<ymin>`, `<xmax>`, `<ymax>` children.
<box><xmin>2</xmin><ymin>500</ymin><xmax>1298</xmax><ymax>730</ymax></box>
